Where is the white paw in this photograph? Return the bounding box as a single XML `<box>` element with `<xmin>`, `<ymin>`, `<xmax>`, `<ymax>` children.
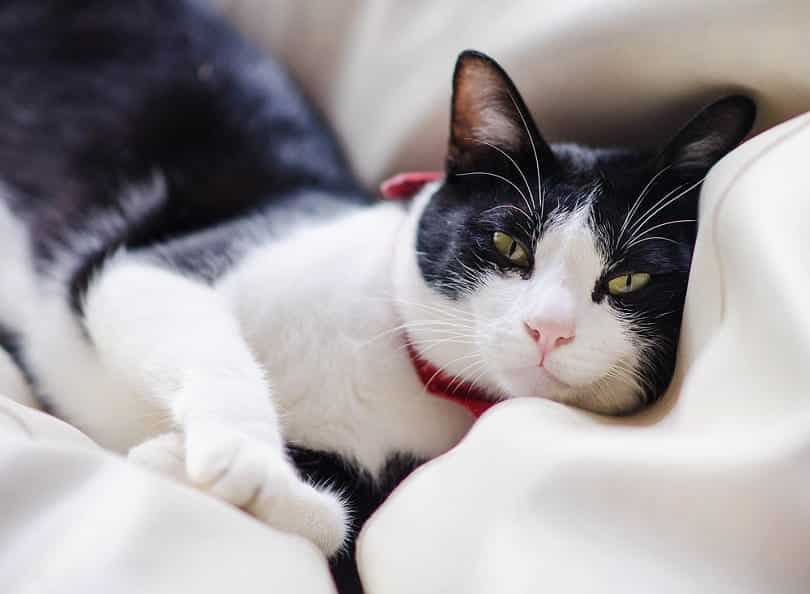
<box><xmin>128</xmin><ymin>432</ymin><xmax>188</xmax><ymax>483</ymax></box>
<box><xmin>183</xmin><ymin>421</ymin><xmax>349</xmax><ymax>556</ymax></box>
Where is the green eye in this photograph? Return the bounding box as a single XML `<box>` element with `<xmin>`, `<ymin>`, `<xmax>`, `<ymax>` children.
<box><xmin>493</xmin><ymin>231</ymin><xmax>530</xmax><ymax>268</ymax></box>
<box><xmin>607</xmin><ymin>272</ymin><xmax>651</xmax><ymax>295</ymax></box>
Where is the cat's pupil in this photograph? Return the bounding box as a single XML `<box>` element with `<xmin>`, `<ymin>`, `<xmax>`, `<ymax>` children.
<box><xmin>625</xmin><ymin>274</ymin><xmax>632</xmax><ymax>288</ymax></box>
<box><xmin>507</xmin><ymin>240</ymin><xmax>517</xmax><ymax>257</ymax></box>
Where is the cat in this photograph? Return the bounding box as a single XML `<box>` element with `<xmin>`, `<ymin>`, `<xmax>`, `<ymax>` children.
<box><xmin>0</xmin><ymin>1</ymin><xmax>755</xmax><ymax>592</ymax></box>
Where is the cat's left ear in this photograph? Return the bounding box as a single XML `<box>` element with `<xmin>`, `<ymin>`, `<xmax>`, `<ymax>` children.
<box><xmin>656</xmin><ymin>95</ymin><xmax>757</xmax><ymax>174</ymax></box>
<box><xmin>446</xmin><ymin>50</ymin><xmax>554</xmax><ymax>174</ymax></box>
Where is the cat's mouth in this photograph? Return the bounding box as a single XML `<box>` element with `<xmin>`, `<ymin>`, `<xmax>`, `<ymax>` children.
<box><xmin>405</xmin><ymin>339</ymin><xmax>500</xmax><ymax>418</ymax></box>
<box><xmin>535</xmin><ymin>366</ymin><xmax>571</xmax><ymax>389</ymax></box>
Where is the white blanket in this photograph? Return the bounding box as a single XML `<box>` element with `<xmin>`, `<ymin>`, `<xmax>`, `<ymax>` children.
<box><xmin>2</xmin><ymin>1</ymin><xmax>809</xmax><ymax>592</ymax></box>
<box><xmin>358</xmin><ymin>113</ymin><xmax>810</xmax><ymax>593</ymax></box>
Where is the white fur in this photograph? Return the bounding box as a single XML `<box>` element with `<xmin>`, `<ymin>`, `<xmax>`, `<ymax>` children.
<box><xmin>394</xmin><ymin>186</ymin><xmax>644</xmax><ymax>414</ymax></box>
<box><xmin>218</xmin><ymin>202</ymin><xmax>472</xmax><ymax>474</ymax></box>
<box><xmin>0</xmin><ymin>185</ymin><xmax>472</xmax><ymax>554</ymax></box>
<box><xmin>83</xmin><ymin>255</ymin><xmax>352</xmax><ymax>554</ymax></box>
<box><xmin>0</xmin><ymin>178</ymin><xmax>646</xmax><ymax>554</ymax></box>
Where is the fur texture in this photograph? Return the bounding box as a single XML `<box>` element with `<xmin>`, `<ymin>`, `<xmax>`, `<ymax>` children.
<box><xmin>0</xmin><ymin>5</ymin><xmax>755</xmax><ymax>593</ymax></box>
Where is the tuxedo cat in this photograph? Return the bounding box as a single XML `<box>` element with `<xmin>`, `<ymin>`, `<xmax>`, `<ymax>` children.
<box><xmin>0</xmin><ymin>1</ymin><xmax>755</xmax><ymax>591</ymax></box>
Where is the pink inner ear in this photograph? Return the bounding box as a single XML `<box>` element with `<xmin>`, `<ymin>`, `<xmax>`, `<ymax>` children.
<box><xmin>380</xmin><ymin>171</ymin><xmax>443</xmax><ymax>200</ymax></box>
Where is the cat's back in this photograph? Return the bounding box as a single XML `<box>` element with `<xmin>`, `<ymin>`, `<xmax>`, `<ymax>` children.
<box><xmin>0</xmin><ymin>0</ymin><xmax>366</xmax><ymax>258</ymax></box>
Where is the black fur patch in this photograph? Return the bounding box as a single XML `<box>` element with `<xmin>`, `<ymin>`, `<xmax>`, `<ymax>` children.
<box><xmin>289</xmin><ymin>447</ymin><xmax>421</xmax><ymax>594</ymax></box>
<box><xmin>0</xmin><ymin>324</ymin><xmax>31</xmax><ymax>384</ymax></box>
<box><xmin>0</xmin><ymin>0</ymin><xmax>371</xmax><ymax>313</ymax></box>
<box><xmin>416</xmin><ymin>50</ymin><xmax>755</xmax><ymax>408</ymax></box>
<box><xmin>0</xmin><ymin>4</ymin><xmax>385</xmax><ymax>592</ymax></box>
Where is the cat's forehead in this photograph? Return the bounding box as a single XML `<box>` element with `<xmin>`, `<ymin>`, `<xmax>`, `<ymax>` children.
<box><xmin>503</xmin><ymin>144</ymin><xmax>645</xmax><ymax>215</ymax></box>
<box><xmin>534</xmin><ymin>205</ymin><xmax>605</xmax><ymax>284</ymax></box>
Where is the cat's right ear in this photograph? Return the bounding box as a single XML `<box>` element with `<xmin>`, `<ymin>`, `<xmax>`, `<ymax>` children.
<box><xmin>446</xmin><ymin>50</ymin><xmax>554</xmax><ymax>175</ymax></box>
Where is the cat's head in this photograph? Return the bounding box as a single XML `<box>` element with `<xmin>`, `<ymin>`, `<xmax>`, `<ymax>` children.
<box><xmin>393</xmin><ymin>50</ymin><xmax>755</xmax><ymax>414</ymax></box>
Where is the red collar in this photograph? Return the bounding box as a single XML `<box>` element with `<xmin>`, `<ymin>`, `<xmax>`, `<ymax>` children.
<box><xmin>405</xmin><ymin>341</ymin><xmax>497</xmax><ymax>419</ymax></box>
<box><xmin>382</xmin><ymin>171</ymin><xmax>498</xmax><ymax>418</ymax></box>
<box><xmin>380</xmin><ymin>171</ymin><xmax>443</xmax><ymax>199</ymax></box>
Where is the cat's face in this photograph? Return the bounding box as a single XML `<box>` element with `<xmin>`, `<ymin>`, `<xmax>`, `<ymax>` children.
<box><xmin>394</xmin><ymin>51</ymin><xmax>755</xmax><ymax>414</ymax></box>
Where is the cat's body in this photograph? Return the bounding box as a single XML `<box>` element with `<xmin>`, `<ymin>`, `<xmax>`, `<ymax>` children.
<box><xmin>0</xmin><ymin>1</ymin><xmax>756</xmax><ymax>592</ymax></box>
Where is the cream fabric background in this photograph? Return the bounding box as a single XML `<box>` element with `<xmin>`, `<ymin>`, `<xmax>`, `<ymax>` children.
<box><xmin>358</xmin><ymin>113</ymin><xmax>810</xmax><ymax>593</ymax></box>
<box><xmin>0</xmin><ymin>399</ymin><xmax>337</xmax><ymax>594</ymax></box>
<box><xmin>1</xmin><ymin>1</ymin><xmax>809</xmax><ymax>592</ymax></box>
<box><xmin>215</xmin><ymin>0</ymin><xmax>810</xmax><ymax>186</ymax></box>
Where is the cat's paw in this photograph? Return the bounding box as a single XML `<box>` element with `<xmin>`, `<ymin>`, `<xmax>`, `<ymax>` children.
<box><xmin>128</xmin><ymin>431</ymin><xmax>188</xmax><ymax>482</ymax></box>
<box><xmin>184</xmin><ymin>420</ymin><xmax>348</xmax><ymax>556</ymax></box>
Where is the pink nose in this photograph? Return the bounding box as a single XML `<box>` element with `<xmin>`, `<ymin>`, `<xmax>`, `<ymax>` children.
<box><xmin>524</xmin><ymin>319</ymin><xmax>575</xmax><ymax>364</ymax></box>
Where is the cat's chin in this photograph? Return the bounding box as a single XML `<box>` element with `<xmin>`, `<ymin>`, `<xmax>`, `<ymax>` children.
<box><xmin>493</xmin><ymin>365</ymin><xmax>574</xmax><ymax>402</ymax></box>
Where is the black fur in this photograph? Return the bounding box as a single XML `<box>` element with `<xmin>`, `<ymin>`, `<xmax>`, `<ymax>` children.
<box><xmin>0</xmin><ymin>324</ymin><xmax>33</xmax><ymax>386</ymax></box>
<box><xmin>0</xmin><ymin>2</ymin><xmax>385</xmax><ymax>590</ymax></box>
<box><xmin>0</xmin><ymin>0</ymin><xmax>370</xmax><ymax>310</ymax></box>
<box><xmin>0</xmin><ymin>7</ymin><xmax>755</xmax><ymax>591</ymax></box>
<box><xmin>418</xmin><ymin>50</ymin><xmax>755</xmax><ymax>409</ymax></box>
<box><xmin>290</xmin><ymin>448</ymin><xmax>421</xmax><ymax>594</ymax></box>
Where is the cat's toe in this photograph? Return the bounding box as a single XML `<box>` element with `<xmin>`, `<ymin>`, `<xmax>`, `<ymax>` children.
<box><xmin>184</xmin><ymin>421</ymin><xmax>274</xmax><ymax>506</ymax></box>
<box><xmin>249</xmin><ymin>479</ymin><xmax>349</xmax><ymax>557</ymax></box>
<box><xmin>128</xmin><ymin>432</ymin><xmax>187</xmax><ymax>482</ymax></box>
<box><xmin>182</xmin><ymin>421</ymin><xmax>348</xmax><ymax>555</ymax></box>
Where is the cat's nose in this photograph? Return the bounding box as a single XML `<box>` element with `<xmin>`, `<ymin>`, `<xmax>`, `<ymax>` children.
<box><xmin>524</xmin><ymin>319</ymin><xmax>576</xmax><ymax>363</ymax></box>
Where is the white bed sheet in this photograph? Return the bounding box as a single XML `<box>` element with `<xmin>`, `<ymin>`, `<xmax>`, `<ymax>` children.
<box><xmin>2</xmin><ymin>0</ymin><xmax>809</xmax><ymax>592</ymax></box>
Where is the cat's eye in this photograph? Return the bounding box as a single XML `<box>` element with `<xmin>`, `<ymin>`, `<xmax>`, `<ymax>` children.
<box><xmin>607</xmin><ymin>272</ymin><xmax>651</xmax><ymax>295</ymax></box>
<box><xmin>492</xmin><ymin>231</ymin><xmax>530</xmax><ymax>268</ymax></box>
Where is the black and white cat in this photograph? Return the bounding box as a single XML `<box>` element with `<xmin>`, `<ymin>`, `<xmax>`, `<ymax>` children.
<box><xmin>0</xmin><ymin>1</ymin><xmax>755</xmax><ymax>591</ymax></box>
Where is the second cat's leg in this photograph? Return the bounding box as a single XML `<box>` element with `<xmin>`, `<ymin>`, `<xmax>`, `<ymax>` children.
<box><xmin>82</xmin><ymin>255</ymin><xmax>347</xmax><ymax>555</ymax></box>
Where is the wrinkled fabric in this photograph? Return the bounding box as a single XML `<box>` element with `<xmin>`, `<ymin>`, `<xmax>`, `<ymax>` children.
<box><xmin>215</xmin><ymin>0</ymin><xmax>810</xmax><ymax>186</ymax></box>
<box><xmin>2</xmin><ymin>0</ymin><xmax>809</xmax><ymax>592</ymax></box>
<box><xmin>358</xmin><ymin>114</ymin><xmax>810</xmax><ymax>593</ymax></box>
<box><xmin>0</xmin><ymin>399</ymin><xmax>337</xmax><ymax>594</ymax></box>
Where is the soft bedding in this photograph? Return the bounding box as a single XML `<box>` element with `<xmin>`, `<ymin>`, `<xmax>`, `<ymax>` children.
<box><xmin>358</xmin><ymin>112</ymin><xmax>810</xmax><ymax>593</ymax></box>
<box><xmin>2</xmin><ymin>0</ymin><xmax>809</xmax><ymax>592</ymax></box>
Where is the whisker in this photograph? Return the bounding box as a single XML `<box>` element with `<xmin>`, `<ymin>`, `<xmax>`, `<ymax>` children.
<box><xmin>623</xmin><ymin>236</ymin><xmax>682</xmax><ymax>248</ymax></box>
<box><xmin>622</xmin><ymin>183</ymin><xmax>687</xmax><ymax>244</ymax></box>
<box><xmin>446</xmin><ymin>359</ymin><xmax>487</xmax><ymax>395</ymax></box>
<box><xmin>383</xmin><ymin>297</ymin><xmax>476</xmax><ymax>321</ymax></box>
<box><xmin>356</xmin><ymin>319</ymin><xmax>474</xmax><ymax>348</ymax></box>
<box><xmin>476</xmin><ymin>140</ymin><xmax>536</xmax><ymax>218</ymax></box>
<box><xmin>506</xmin><ymin>90</ymin><xmax>543</xmax><ymax>224</ymax></box>
<box><xmin>615</xmin><ymin>165</ymin><xmax>672</xmax><ymax>248</ymax></box>
<box><xmin>456</xmin><ymin>171</ymin><xmax>531</xmax><ymax>212</ymax></box>
<box><xmin>623</xmin><ymin>177</ymin><xmax>704</xmax><ymax>246</ymax></box>
<box><xmin>421</xmin><ymin>352</ymin><xmax>483</xmax><ymax>393</ymax></box>
<box><xmin>400</xmin><ymin>336</ymin><xmax>478</xmax><ymax>357</ymax></box>
<box><xmin>624</xmin><ymin>219</ymin><xmax>695</xmax><ymax>249</ymax></box>
<box><xmin>466</xmin><ymin>364</ymin><xmax>492</xmax><ymax>394</ymax></box>
<box><xmin>481</xmin><ymin>204</ymin><xmax>534</xmax><ymax>227</ymax></box>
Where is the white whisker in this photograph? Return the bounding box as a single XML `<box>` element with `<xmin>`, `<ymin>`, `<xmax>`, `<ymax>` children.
<box><xmin>477</xmin><ymin>140</ymin><xmax>536</xmax><ymax>217</ymax></box>
<box><xmin>623</xmin><ymin>177</ymin><xmax>704</xmax><ymax>248</ymax></box>
<box><xmin>422</xmin><ymin>352</ymin><xmax>483</xmax><ymax>393</ymax></box>
<box><xmin>456</xmin><ymin>171</ymin><xmax>531</xmax><ymax>212</ymax></box>
<box><xmin>506</xmin><ymin>90</ymin><xmax>543</xmax><ymax>224</ymax></box>
<box><xmin>446</xmin><ymin>359</ymin><xmax>487</xmax><ymax>395</ymax></box>
<box><xmin>615</xmin><ymin>165</ymin><xmax>672</xmax><ymax>248</ymax></box>
<box><xmin>624</xmin><ymin>236</ymin><xmax>682</xmax><ymax>248</ymax></box>
<box><xmin>624</xmin><ymin>219</ymin><xmax>696</xmax><ymax>249</ymax></box>
<box><xmin>481</xmin><ymin>204</ymin><xmax>534</xmax><ymax>227</ymax></box>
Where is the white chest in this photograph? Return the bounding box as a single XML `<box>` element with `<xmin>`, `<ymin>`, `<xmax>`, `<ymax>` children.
<box><xmin>219</xmin><ymin>203</ymin><xmax>472</xmax><ymax>474</ymax></box>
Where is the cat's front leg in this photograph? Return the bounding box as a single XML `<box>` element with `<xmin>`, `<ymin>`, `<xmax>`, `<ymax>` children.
<box><xmin>83</xmin><ymin>256</ymin><xmax>347</xmax><ymax>555</ymax></box>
